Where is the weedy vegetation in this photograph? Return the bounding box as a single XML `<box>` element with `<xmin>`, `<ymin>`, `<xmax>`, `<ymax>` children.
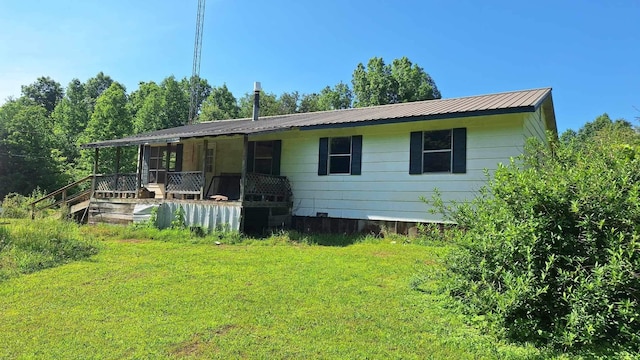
<box><xmin>417</xmin><ymin>128</ymin><xmax>640</xmax><ymax>357</ymax></box>
<box><xmin>0</xmin><ymin>219</ymin><xmax>98</xmax><ymax>281</ymax></box>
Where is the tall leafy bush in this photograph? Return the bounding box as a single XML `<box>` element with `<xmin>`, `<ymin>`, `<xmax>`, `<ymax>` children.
<box><xmin>0</xmin><ymin>189</ymin><xmax>52</xmax><ymax>219</ymax></box>
<box><xmin>437</xmin><ymin>129</ymin><xmax>640</xmax><ymax>351</ymax></box>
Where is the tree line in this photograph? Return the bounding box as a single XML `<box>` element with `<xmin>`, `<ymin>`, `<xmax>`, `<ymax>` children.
<box><xmin>0</xmin><ymin>57</ymin><xmax>440</xmax><ymax>198</ymax></box>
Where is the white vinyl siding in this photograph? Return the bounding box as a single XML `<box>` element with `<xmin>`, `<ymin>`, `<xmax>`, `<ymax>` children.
<box><xmin>251</xmin><ymin>113</ymin><xmax>527</xmax><ymax>223</ymax></box>
<box><xmin>523</xmin><ymin>108</ymin><xmax>548</xmax><ymax>145</ymax></box>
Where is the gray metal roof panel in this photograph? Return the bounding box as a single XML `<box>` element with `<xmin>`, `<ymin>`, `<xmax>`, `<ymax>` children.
<box><xmin>82</xmin><ymin>87</ymin><xmax>553</xmax><ymax>148</ymax></box>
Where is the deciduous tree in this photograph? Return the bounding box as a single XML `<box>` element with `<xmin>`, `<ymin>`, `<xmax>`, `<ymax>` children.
<box><xmin>0</xmin><ymin>99</ymin><xmax>68</xmax><ymax>197</ymax></box>
<box><xmin>79</xmin><ymin>82</ymin><xmax>134</xmax><ymax>174</ymax></box>
<box><xmin>238</xmin><ymin>90</ymin><xmax>283</xmax><ymax>118</ymax></box>
<box><xmin>277</xmin><ymin>91</ymin><xmax>299</xmax><ymax>114</ymax></box>
<box><xmin>130</xmin><ymin>81</ymin><xmax>164</xmax><ymax>133</ymax></box>
<box><xmin>317</xmin><ymin>82</ymin><xmax>353</xmax><ymax>110</ymax></box>
<box><xmin>51</xmin><ymin>79</ymin><xmax>90</xmax><ymax>162</ymax></box>
<box><xmin>181</xmin><ymin>75</ymin><xmax>212</xmax><ymax>122</ymax></box>
<box><xmin>199</xmin><ymin>84</ymin><xmax>239</xmax><ymax>121</ymax></box>
<box><xmin>352</xmin><ymin>56</ymin><xmax>440</xmax><ymax>107</ymax></box>
<box><xmin>298</xmin><ymin>93</ymin><xmax>321</xmax><ymax>113</ymax></box>
<box><xmin>20</xmin><ymin>76</ymin><xmax>64</xmax><ymax>114</ymax></box>
<box><xmin>161</xmin><ymin>76</ymin><xmax>189</xmax><ymax>128</ymax></box>
<box><xmin>84</xmin><ymin>72</ymin><xmax>114</xmax><ymax>113</ymax></box>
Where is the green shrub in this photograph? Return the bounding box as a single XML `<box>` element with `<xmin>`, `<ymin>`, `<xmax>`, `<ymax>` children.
<box><xmin>0</xmin><ymin>189</ymin><xmax>53</xmax><ymax>219</ymax></box>
<box><xmin>434</xmin><ymin>131</ymin><xmax>640</xmax><ymax>351</ymax></box>
<box><xmin>0</xmin><ymin>220</ymin><xmax>98</xmax><ymax>280</ymax></box>
<box><xmin>1</xmin><ymin>193</ymin><xmax>30</xmax><ymax>219</ymax></box>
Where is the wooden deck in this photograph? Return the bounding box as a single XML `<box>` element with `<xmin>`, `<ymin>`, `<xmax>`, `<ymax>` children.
<box><xmin>31</xmin><ymin>172</ymin><xmax>293</xmax><ymax>232</ymax></box>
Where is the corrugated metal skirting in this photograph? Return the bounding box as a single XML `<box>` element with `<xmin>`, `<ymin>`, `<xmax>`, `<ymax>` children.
<box><xmin>133</xmin><ymin>202</ymin><xmax>241</xmax><ymax>232</ymax></box>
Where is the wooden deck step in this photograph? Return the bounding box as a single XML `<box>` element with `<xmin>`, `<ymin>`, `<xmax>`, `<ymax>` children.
<box><xmin>88</xmin><ymin>200</ymin><xmax>136</xmax><ymax>225</ymax></box>
<box><xmin>70</xmin><ymin>199</ymin><xmax>90</xmax><ymax>214</ymax></box>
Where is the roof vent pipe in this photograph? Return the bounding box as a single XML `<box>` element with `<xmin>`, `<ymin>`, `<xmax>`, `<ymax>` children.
<box><xmin>252</xmin><ymin>82</ymin><xmax>261</xmax><ymax>121</ymax></box>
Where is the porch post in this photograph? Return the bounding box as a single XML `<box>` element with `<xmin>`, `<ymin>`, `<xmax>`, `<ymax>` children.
<box><xmin>114</xmin><ymin>147</ymin><xmax>121</xmax><ymax>198</ymax></box>
<box><xmin>200</xmin><ymin>139</ymin><xmax>208</xmax><ymax>199</ymax></box>
<box><xmin>93</xmin><ymin>148</ymin><xmax>99</xmax><ymax>174</ymax></box>
<box><xmin>240</xmin><ymin>135</ymin><xmax>248</xmax><ymax>201</ymax></box>
<box><xmin>240</xmin><ymin>134</ymin><xmax>248</xmax><ymax>233</ymax></box>
<box><xmin>136</xmin><ymin>145</ymin><xmax>143</xmax><ymax>197</ymax></box>
<box><xmin>164</xmin><ymin>143</ymin><xmax>172</xmax><ymax>199</ymax></box>
<box><xmin>91</xmin><ymin>148</ymin><xmax>99</xmax><ymax>193</ymax></box>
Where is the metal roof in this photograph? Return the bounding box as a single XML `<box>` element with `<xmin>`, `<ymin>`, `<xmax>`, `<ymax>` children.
<box><xmin>82</xmin><ymin>87</ymin><xmax>554</xmax><ymax>148</ymax></box>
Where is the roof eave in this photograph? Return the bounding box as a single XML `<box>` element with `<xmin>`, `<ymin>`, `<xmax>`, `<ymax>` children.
<box><xmin>80</xmin><ymin>137</ymin><xmax>182</xmax><ymax>149</ymax></box>
<box><xmin>79</xmin><ymin>127</ymin><xmax>297</xmax><ymax>149</ymax></box>
<box><xmin>299</xmin><ymin>105</ymin><xmax>537</xmax><ymax>131</ymax></box>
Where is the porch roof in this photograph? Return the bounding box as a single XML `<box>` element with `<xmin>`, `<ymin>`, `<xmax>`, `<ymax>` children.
<box><xmin>81</xmin><ymin>87</ymin><xmax>555</xmax><ymax>148</ymax></box>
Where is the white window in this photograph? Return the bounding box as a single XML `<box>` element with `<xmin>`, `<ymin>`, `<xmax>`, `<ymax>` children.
<box><xmin>329</xmin><ymin>137</ymin><xmax>352</xmax><ymax>174</ymax></box>
<box><xmin>422</xmin><ymin>130</ymin><xmax>452</xmax><ymax>173</ymax></box>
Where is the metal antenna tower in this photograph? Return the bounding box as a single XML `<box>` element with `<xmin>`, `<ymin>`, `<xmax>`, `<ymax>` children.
<box><xmin>188</xmin><ymin>0</ymin><xmax>206</xmax><ymax>124</ymax></box>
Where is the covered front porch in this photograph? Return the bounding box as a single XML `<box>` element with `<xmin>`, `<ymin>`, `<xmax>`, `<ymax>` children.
<box><xmin>85</xmin><ymin>134</ymin><xmax>292</xmax><ymax>232</ymax></box>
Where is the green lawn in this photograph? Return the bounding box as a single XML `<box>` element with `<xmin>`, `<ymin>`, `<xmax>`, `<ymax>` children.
<box><xmin>0</xmin><ymin>226</ymin><xmax>548</xmax><ymax>359</ymax></box>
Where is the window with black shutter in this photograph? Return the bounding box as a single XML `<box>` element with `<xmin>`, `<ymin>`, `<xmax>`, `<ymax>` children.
<box><xmin>318</xmin><ymin>135</ymin><xmax>362</xmax><ymax>175</ymax></box>
<box><xmin>410</xmin><ymin>128</ymin><xmax>466</xmax><ymax>174</ymax></box>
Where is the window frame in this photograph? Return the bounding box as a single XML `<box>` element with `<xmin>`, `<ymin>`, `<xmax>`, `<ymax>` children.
<box><xmin>328</xmin><ymin>136</ymin><xmax>353</xmax><ymax>175</ymax></box>
<box><xmin>147</xmin><ymin>145</ymin><xmax>181</xmax><ymax>183</ymax></box>
<box><xmin>205</xmin><ymin>147</ymin><xmax>215</xmax><ymax>173</ymax></box>
<box><xmin>422</xmin><ymin>129</ymin><xmax>453</xmax><ymax>173</ymax></box>
<box><xmin>253</xmin><ymin>141</ymin><xmax>275</xmax><ymax>175</ymax></box>
<box><xmin>409</xmin><ymin>128</ymin><xmax>466</xmax><ymax>175</ymax></box>
<box><xmin>148</xmin><ymin>146</ymin><xmax>167</xmax><ymax>183</ymax></box>
<box><xmin>318</xmin><ymin>135</ymin><xmax>362</xmax><ymax>176</ymax></box>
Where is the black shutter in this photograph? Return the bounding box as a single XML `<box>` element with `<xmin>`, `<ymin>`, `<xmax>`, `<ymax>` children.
<box><xmin>452</xmin><ymin>128</ymin><xmax>467</xmax><ymax>174</ymax></box>
<box><xmin>318</xmin><ymin>137</ymin><xmax>329</xmax><ymax>176</ymax></box>
<box><xmin>409</xmin><ymin>131</ymin><xmax>423</xmax><ymax>174</ymax></box>
<box><xmin>175</xmin><ymin>144</ymin><xmax>184</xmax><ymax>172</ymax></box>
<box><xmin>141</xmin><ymin>145</ymin><xmax>150</xmax><ymax>184</ymax></box>
<box><xmin>272</xmin><ymin>140</ymin><xmax>282</xmax><ymax>176</ymax></box>
<box><xmin>247</xmin><ymin>141</ymin><xmax>255</xmax><ymax>173</ymax></box>
<box><xmin>350</xmin><ymin>135</ymin><xmax>362</xmax><ymax>175</ymax></box>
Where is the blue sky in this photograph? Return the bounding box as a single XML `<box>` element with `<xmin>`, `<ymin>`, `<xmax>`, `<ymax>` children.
<box><xmin>0</xmin><ymin>0</ymin><xmax>638</xmax><ymax>132</ymax></box>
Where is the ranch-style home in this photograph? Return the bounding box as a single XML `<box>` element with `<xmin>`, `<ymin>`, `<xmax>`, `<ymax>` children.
<box><xmin>60</xmin><ymin>87</ymin><xmax>556</xmax><ymax>233</ymax></box>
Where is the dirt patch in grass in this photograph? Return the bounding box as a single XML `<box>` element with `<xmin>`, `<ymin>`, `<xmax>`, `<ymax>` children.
<box><xmin>169</xmin><ymin>325</ymin><xmax>237</xmax><ymax>357</ymax></box>
<box><xmin>170</xmin><ymin>334</ymin><xmax>208</xmax><ymax>357</ymax></box>
<box><xmin>213</xmin><ymin>324</ymin><xmax>236</xmax><ymax>335</ymax></box>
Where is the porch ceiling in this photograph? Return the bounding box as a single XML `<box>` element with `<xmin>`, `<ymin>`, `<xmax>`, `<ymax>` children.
<box><xmin>81</xmin><ymin>87</ymin><xmax>554</xmax><ymax>149</ymax></box>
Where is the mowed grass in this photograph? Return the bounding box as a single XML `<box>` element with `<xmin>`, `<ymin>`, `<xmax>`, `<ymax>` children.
<box><xmin>0</xmin><ymin>225</ymin><xmax>546</xmax><ymax>359</ymax></box>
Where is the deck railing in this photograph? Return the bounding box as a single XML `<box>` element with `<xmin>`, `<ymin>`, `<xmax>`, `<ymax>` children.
<box><xmin>94</xmin><ymin>173</ymin><xmax>137</xmax><ymax>198</ymax></box>
<box><xmin>29</xmin><ymin>175</ymin><xmax>94</xmax><ymax>219</ymax></box>
<box><xmin>166</xmin><ymin>171</ymin><xmax>205</xmax><ymax>198</ymax></box>
<box><xmin>245</xmin><ymin>173</ymin><xmax>292</xmax><ymax>202</ymax></box>
<box><xmin>67</xmin><ymin>172</ymin><xmax>290</xmax><ymax>203</ymax></box>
